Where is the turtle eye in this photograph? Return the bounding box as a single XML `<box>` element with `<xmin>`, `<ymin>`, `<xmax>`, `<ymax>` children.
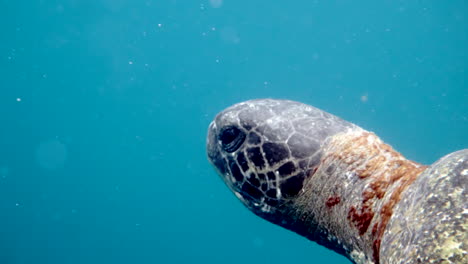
<box><xmin>219</xmin><ymin>126</ymin><xmax>246</xmax><ymax>153</ymax></box>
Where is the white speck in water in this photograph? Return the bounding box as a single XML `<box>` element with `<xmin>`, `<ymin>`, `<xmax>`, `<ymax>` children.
<box><xmin>157</xmin><ymin>23</ymin><xmax>162</xmax><ymax>28</ymax></box>
<box><xmin>35</xmin><ymin>139</ymin><xmax>68</xmax><ymax>170</ymax></box>
<box><xmin>211</xmin><ymin>27</ymin><xmax>216</xmax><ymax>31</ymax></box>
<box><xmin>15</xmin><ymin>203</ymin><xmax>20</xmax><ymax>207</ymax></box>
<box><xmin>215</xmin><ymin>59</ymin><xmax>220</xmax><ymax>63</ymax></box>
<box><xmin>128</xmin><ymin>61</ymin><xmax>133</xmax><ymax>65</ymax></box>
<box><xmin>16</xmin><ymin>98</ymin><xmax>21</xmax><ymax>102</ymax></box>
<box><xmin>360</xmin><ymin>94</ymin><xmax>369</xmax><ymax>102</ymax></box>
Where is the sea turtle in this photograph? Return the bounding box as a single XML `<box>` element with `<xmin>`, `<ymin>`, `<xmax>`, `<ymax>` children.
<box><xmin>206</xmin><ymin>99</ymin><xmax>467</xmax><ymax>264</ymax></box>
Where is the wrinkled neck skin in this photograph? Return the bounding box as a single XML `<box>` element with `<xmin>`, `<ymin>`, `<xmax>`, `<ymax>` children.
<box><xmin>273</xmin><ymin>128</ymin><xmax>427</xmax><ymax>264</ymax></box>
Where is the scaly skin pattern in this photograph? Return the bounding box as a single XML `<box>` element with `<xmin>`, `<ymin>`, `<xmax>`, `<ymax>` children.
<box><xmin>381</xmin><ymin>149</ymin><xmax>467</xmax><ymax>264</ymax></box>
<box><xmin>206</xmin><ymin>99</ymin><xmax>467</xmax><ymax>264</ymax></box>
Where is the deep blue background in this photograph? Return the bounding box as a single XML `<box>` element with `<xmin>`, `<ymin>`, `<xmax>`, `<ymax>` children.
<box><xmin>0</xmin><ymin>1</ymin><xmax>466</xmax><ymax>263</ymax></box>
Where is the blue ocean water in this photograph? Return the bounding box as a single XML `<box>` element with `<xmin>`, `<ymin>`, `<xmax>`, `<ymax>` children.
<box><xmin>0</xmin><ymin>1</ymin><xmax>466</xmax><ymax>263</ymax></box>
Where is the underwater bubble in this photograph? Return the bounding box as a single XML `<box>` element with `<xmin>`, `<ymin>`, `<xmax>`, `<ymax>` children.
<box><xmin>35</xmin><ymin>139</ymin><xmax>67</xmax><ymax>170</ymax></box>
<box><xmin>360</xmin><ymin>93</ymin><xmax>369</xmax><ymax>102</ymax></box>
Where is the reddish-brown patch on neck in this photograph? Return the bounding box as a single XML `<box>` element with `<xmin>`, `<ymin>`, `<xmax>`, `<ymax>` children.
<box><xmin>325</xmin><ymin>131</ymin><xmax>427</xmax><ymax>264</ymax></box>
<box><xmin>348</xmin><ymin>205</ymin><xmax>374</xmax><ymax>235</ymax></box>
<box><xmin>326</xmin><ymin>196</ymin><xmax>341</xmax><ymax>208</ymax></box>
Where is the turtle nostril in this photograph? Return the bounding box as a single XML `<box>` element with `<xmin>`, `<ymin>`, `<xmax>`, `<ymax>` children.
<box><xmin>219</xmin><ymin>125</ymin><xmax>246</xmax><ymax>153</ymax></box>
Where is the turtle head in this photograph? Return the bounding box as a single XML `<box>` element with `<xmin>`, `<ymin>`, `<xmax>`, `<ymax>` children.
<box><xmin>206</xmin><ymin>99</ymin><xmax>353</xmax><ymax>220</ymax></box>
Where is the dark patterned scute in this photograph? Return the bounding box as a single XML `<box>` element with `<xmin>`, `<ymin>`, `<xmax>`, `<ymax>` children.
<box><xmin>236</xmin><ymin>152</ymin><xmax>249</xmax><ymax>172</ymax></box>
<box><xmin>248</xmin><ymin>175</ymin><xmax>261</xmax><ymax>187</ymax></box>
<box><xmin>258</xmin><ymin>173</ymin><xmax>266</xmax><ymax>180</ymax></box>
<box><xmin>266</xmin><ymin>189</ymin><xmax>277</xmax><ymax>198</ymax></box>
<box><xmin>263</xmin><ymin>142</ymin><xmax>290</xmax><ymax>166</ymax></box>
<box><xmin>247</xmin><ymin>147</ymin><xmax>265</xmax><ymax>169</ymax></box>
<box><xmin>228</xmin><ymin>158</ymin><xmax>244</xmax><ymax>182</ymax></box>
<box><xmin>241</xmin><ymin>182</ymin><xmax>263</xmax><ymax>199</ymax></box>
<box><xmin>267</xmin><ymin>172</ymin><xmax>276</xmax><ymax>180</ymax></box>
<box><xmin>278</xmin><ymin>161</ymin><xmax>296</xmax><ymax>176</ymax></box>
<box><xmin>280</xmin><ymin>172</ymin><xmax>306</xmax><ymax>198</ymax></box>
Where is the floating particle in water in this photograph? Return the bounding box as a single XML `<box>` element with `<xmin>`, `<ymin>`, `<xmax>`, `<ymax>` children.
<box><xmin>16</xmin><ymin>98</ymin><xmax>21</xmax><ymax>102</ymax></box>
<box><xmin>35</xmin><ymin>139</ymin><xmax>68</xmax><ymax>170</ymax></box>
<box><xmin>360</xmin><ymin>94</ymin><xmax>369</xmax><ymax>103</ymax></box>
